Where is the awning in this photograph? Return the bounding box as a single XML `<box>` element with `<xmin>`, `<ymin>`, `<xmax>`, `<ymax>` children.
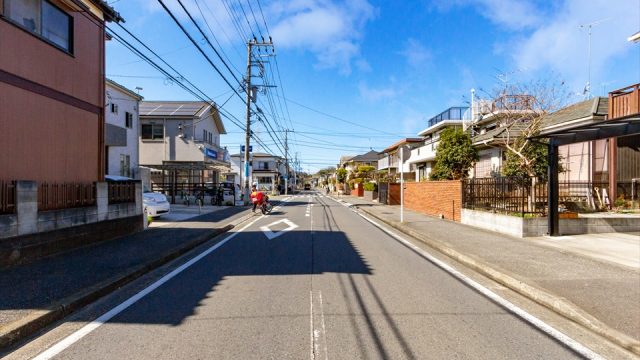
<box><xmin>141</xmin><ymin>160</ymin><xmax>231</xmax><ymax>172</ymax></box>
<box><xmin>533</xmin><ymin>115</ymin><xmax>640</xmax><ymax>145</ymax></box>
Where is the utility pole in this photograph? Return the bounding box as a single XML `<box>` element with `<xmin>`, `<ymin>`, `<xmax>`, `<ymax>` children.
<box><xmin>284</xmin><ymin>129</ymin><xmax>289</xmax><ymax>195</ymax></box>
<box><xmin>243</xmin><ymin>37</ymin><xmax>274</xmax><ymax>203</ymax></box>
<box><xmin>243</xmin><ymin>41</ymin><xmax>253</xmax><ymax>203</ymax></box>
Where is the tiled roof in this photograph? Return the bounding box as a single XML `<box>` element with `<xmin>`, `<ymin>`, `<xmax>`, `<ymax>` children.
<box><xmin>539</xmin><ymin>97</ymin><xmax>608</xmax><ymax>134</ymax></box>
<box><xmin>472</xmin><ymin>121</ymin><xmax>529</xmax><ymax>145</ymax></box>
<box><xmin>349</xmin><ymin>150</ymin><xmax>383</xmax><ymax>162</ymax></box>
<box><xmin>382</xmin><ymin>138</ymin><xmax>423</xmax><ymax>153</ymax></box>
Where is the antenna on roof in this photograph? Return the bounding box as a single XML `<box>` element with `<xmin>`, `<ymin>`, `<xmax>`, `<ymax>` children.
<box><xmin>579</xmin><ymin>18</ymin><xmax>611</xmax><ymax>99</ymax></box>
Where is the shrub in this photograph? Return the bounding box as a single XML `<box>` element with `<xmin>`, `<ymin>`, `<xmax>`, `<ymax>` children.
<box><xmin>363</xmin><ymin>182</ymin><xmax>377</xmax><ymax>191</ymax></box>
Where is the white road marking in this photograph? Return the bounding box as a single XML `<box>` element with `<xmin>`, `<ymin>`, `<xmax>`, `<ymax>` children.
<box><xmin>319</xmin><ymin>291</ymin><xmax>329</xmax><ymax>360</ymax></box>
<box><xmin>310</xmin><ymin>290</ymin><xmax>315</xmax><ymax>360</ymax></box>
<box><xmin>33</xmin><ymin>215</ymin><xmax>265</xmax><ymax>360</ymax></box>
<box><xmin>336</xmin><ymin>200</ymin><xmax>606</xmax><ymax>360</ymax></box>
<box><xmin>260</xmin><ymin>218</ymin><xmax>299</xmax><ymax>240</ymax></box>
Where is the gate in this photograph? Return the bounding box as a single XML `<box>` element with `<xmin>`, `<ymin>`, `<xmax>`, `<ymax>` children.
<box><xmin>378</xmin><ymin>182</ymin><xmax>389</xmax><ymax>204</ymax></box>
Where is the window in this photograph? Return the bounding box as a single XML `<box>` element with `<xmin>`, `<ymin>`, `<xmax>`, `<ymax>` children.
<box><xmin>258</xmin><ymin>161</ymin><xmax>270</xmax><ymax>170</ymax></box>
<box><xmin>119</xmin><ymin>154</ymin><xmax>130</xmax><ymax>177</ymax></box>
<box><xmin>3</xmin><ymin>0</ymin><xmax>72</xmax><ymax>53</ymax></box>
<box><xmin>125</xmin><ymin>112</ymin><xmax>133</xmax><ymax>128</ymax></box>
<box><xmin>141</xmin><ymin>123</ymin><xmax>163</xmax><ymax>140</ymax></box>
<box><xmin>110</xmin><ymin>103</ymin><xmax>118</xmax><ymax>114</ymax></box>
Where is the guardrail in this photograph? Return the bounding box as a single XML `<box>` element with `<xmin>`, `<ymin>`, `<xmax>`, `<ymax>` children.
<box><xmin>38</xmin><ymin>182</ymin><xmax>96</xmax><ymax>211</ymax></box>
<box><xmin>0</xmin><ymin>180</ymin><xmax>16</xmax><ymax>214</ymax></box>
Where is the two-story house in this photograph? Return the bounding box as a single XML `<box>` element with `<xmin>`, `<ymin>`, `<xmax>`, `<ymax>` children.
<box><xmin>228</xmin><ymin>152</ymin><xmax>285</xmax><ymax>193</ymax></box>
<box><xmin>408</xmin><ymin>107</ymin><xmax>468</xmax><ymax>181</ymax></box>
<box><xmin>139</xmin><ymin>101</ymin><xmax>229</xmax><ymax>197</ymax></box>
<box><xmin>105</xmin><ymin>79</ymin><xmax>143</xmax><ymax>179</ymax></box>
<box><xmin>1</xmin><ymin>0</ymin><xmax>122</xmax><ymax>183</ymax></box>
<box><xmin>378</xmin><ymin>139</ymin><xmax>423</xmax><ymax>180</ymax></box>
<box><xmin>340</xmin><ymin>150</ymin><xmax>382</xmax><ymax>174</ymax></box>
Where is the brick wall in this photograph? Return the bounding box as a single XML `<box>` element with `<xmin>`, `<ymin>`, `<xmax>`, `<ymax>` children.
<box><xmin>389</xmin><ymin>184</ymin><xmax>400</xmax><ymax>205</ymax></box>
<box><xmin>403</xmin><ymin>181</ymin><xmax>462</xmax><ymax>221</ymax></box>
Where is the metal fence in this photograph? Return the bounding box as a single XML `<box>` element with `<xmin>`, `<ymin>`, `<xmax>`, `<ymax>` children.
<box><xmin>38</xmin><ymin>183</ymin><xmax>96</xmax><ymax>211</ymax></box>
<box><xmin>462</xmin><ymin>178</ymin><xmax>634</xmax><ymax>216</ymax></box>
<box><xmin>151</xmin><ymin>182</ymin><xmax>236</xmax><ymax>205</ymax></box>
<box><xmin>0</xmin><ymin>180</ymin><xmax>16</xmax><ymax>215</ymax></box>
<box><xmin>108</xmin><ymin>181</ymin><xmax>138</xmax><ymax>204</ymax></box>
<box><xmin>462</xmin><ymin>178</ymin><xmax>547</xmax><ymax>216</ymax></box>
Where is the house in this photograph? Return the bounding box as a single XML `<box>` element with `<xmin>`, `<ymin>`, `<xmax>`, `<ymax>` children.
<box><xmin>0</xmin><ymin>0</ymin><xmax>145</xmax><ymax>265</ymax></box>
<box><xmin>538</xmin><ymin>97</ymin><xmax>608</xmax><ymax>183</ymax></box>
<box><xmin>227</xmin><ymin>152</ymin><xmax>286</xmax><ymax>193</ymax></box>
<box><xmin>138</xmin><ymin>101</ymin><xmax>229</xmax><ymax>200</ymax></box>
<box><xmin>1</xmin><ymin>0</ymin><xmax>122</xmax><ymax>183</ymax></box>
<box><xmin>378</xmin><ymin>139</ymin><xmax>423</xmax><ymax>180</ymax></box>
<box><xmin>409</xmin><ymin>107</ymin><xmax>468</xmax><ymax>181</ymax></box>
<box><xmin>105</xmin><ymin>79</ymin><xmax>143</xmax><ymax>179</ymax></box>
<box><xmin>340</xmin><ymin>150</ymin><xmax>383</xmax><ymax>173</ymax></box>
<box><xmin>469</xmin><ymin>94</ymin><xmax>538</xmax><ymax>178</ymax></box>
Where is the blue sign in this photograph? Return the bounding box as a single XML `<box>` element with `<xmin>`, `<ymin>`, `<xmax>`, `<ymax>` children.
<box><xmin>205</xmin><ymin>148</ymin><xmax>218</xmax><ymax>159</ymax></box>
<box><xmin>240</xmin><ymin>145</ymin><xmax>253</xmax><ymax>152</ymax></box>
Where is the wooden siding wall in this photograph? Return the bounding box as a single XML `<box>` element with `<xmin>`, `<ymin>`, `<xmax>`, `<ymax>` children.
<box><xmin>617</xmin><ymin>134</ymin><xmax>640</xmax><ymax>182</ymax></box>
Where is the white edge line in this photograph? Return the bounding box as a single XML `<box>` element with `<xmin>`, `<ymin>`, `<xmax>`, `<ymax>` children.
<box><xmin>310</xmin><ymin>290</ymin><xmax>315</xmax><ymax>360</ymax></box>
<box><xmin>352</xmin><ymin>209</ymin><xmax>605</xmax><ymax>360</ymax></box>
<box><xmin>319</xmin><ymin>291</ymin><xmax>328</xmax><ymax>360</ymax></box>
<box><xmin>33</xmin><ymin>215</ymin><xmax>265</xmax><ymax>360</ymax></box>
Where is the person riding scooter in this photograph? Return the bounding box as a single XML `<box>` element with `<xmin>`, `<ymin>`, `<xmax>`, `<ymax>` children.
<box><xmin>250</xmin><ymin>184</ymin><xmax>265</xmax><ymax>213</ymax></box>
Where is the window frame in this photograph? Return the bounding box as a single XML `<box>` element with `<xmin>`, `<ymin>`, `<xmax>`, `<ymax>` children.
<box><xmin>125</xmin><ymin>112</ymin><xmax>133</xmax><ymax>128</ymax></box>
<box><xmin>141</xmin><ymin>123</ymin><xmax>164</xmax><ymax>141</ymax></box>
<box><xmin>1</xmin><ymin>0</ymin><xmax>74</xmax><ymax>54</ymax></box>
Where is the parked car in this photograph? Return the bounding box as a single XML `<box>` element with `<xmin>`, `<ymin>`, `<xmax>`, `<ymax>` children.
<box><xmin>143</xmin><ymin>185</ymin><xmax>170</xmax><ymax>217</ymax></box>
<box><xmin>304</xmin><ymin>183</ymin><xmax>311</xmax><ymax>190</ymax></box>
<box><xmin>104</xmin><ymin>175</ymin><xmax>170</xmax><ymax>218</ymax></box>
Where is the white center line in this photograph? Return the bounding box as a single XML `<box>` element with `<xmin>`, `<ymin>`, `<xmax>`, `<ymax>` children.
<box><xmin>310</xmin><ymin>290</ymin><xmax>315</xmax><ymax>360</ymax></box>
<box><xmin>319</xmin><ymin>291</ymin><xmax>329</xmax><ymax>360</ymax></box>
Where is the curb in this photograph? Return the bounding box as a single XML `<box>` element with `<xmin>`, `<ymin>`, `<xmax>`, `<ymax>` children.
<box><xmin>0</xmin><ymin>211</ymin><xmax>255</xmax><ymax>350</ymax></box>
<box><xmin>355</xmin><ymin>205</ymin><xmax>640</xmax><ymax>356</ymax></box>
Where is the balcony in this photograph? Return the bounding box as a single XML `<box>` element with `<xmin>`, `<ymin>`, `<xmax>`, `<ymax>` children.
<box><xmin>609</xmin><ymin>83</ymin><xmax>640</xmax><ymax>120</ymax></box>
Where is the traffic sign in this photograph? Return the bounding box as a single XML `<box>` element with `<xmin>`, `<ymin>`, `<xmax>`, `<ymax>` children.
<box><xmin>240</xmin><ymin>145</ymin><xmax>253</xmax><ymax>152</ymax></box>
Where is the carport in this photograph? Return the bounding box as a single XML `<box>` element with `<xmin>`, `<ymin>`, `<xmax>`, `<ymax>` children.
<box><xmin>536</xmin><ymin>115</ymin><xmax>640</xmax><ymax>236</ymax></box>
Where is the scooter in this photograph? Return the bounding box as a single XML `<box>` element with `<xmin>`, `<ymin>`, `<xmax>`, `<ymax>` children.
<box><xmin>260</xmin><ymin>195</ymin><xmax>273</xmax><ymax>215</ymax></box>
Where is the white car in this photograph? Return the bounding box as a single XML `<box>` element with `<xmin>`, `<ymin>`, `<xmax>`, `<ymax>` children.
<box><xmin>143</xmin><ymin>186</ymin><xmax>170</xmax><ymax>217</ymax></box>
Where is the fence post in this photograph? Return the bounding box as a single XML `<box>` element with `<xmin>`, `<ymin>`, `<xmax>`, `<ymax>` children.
<box><xmin>96</xmin><ymin>182</ymin><xmax>108</xmax><ymax>221</ymax></box>
<box><xmin>16</xmin><ymin>181</ymin><xmax>38</xmax><ymax>236</ymax></box>
<box><xmin>135</xmin><ymin>182</ymin><xmax>143</xmax><ymax>215</ymax></box>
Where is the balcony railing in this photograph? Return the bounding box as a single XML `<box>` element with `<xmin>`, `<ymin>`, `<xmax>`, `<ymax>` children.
<box><xmin>1</xmin><ymin>180</ymin><xmax>16</xmax><ymax>215</ymax></box>
<box><xmin>38</xmin><ymin>183</ymin><xmax>96</xmax><ymax>211</ymax></box>
<box><xmin>609</xmin><ymin>83</ymin><xmax>639</xmax><ymax>120</ymax></box>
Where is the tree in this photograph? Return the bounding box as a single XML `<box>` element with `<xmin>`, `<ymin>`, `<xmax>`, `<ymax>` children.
<box><xmin>477</xmin><ymin>76</ymin><xmax>569</xmax><ymax>179</ymax></box>
<box><xmin>336</xmin><ymin>168</ymin><xmax>347</xmax><ymax>183</ymax></box>
<box><xmin>430</xmin><ymin>128</ymin><xmax>478</xmax><ymax>180</ymax></box>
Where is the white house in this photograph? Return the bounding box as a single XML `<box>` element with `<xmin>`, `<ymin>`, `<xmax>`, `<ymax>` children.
<box><xmin>105</xmin><ymin>79</ymin><xmax>143</xmax><ymax>178</ymax></box>
<box><xmin>378</xmin><ymin>138</ymin><xmax>423</xmax><ymax>180</ymax></box>
<box><xmin>408</xmin><ymin>107</ymin><xmax>468</xmax><ymax>181</ymax></box>
<box><xmin>138</xmin><ymin>101</ymin><xmax>229</xmax><ymax>195</ymax></box>
<box><xmin>227</xmin><ymin>152</ymin><xmax>286</xmax><ymax>193</ymax></box>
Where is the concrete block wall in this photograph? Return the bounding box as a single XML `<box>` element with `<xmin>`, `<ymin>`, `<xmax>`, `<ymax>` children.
<box><xmin>403</xmin><ymin>181</ymin><xmax>462</xmax><ymax>221</ymax></box>
<box><xmin>0</xmin><ymin>181</ymin><xmax>142</xmax><ymax>240</ymax></box>
<box><xmin>462</xmin><ymin>209</ymin><xmax>640</xmax><ymax>237</ymax></box>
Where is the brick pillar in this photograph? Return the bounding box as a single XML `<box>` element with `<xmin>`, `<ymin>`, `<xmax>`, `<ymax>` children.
<box><xmin>16</xmin><ymin>181</ymin><xmax>38</xmax><ymax>235</ymax></box>
<box><xmin>96</xmin><ymin>182</ymin><xmax>109</xmax><ymax>221</ymax></box>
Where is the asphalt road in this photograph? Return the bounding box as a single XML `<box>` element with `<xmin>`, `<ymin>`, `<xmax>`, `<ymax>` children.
<box><xmin>20</xmin><ymin>192</ymin><xmax>590</xmax><ymax>359</ymax></box>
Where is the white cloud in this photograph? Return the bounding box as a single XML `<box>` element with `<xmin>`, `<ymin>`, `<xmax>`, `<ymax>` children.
<box><xmin>269</xmin><ymin>0</ymin><xmax>376</xmax><ymax>74</ymax></box>
<box><xmin>513</xmin><ymin>0</ymin><xmax>639</xmax><ymax>91</ymax></box>
<box><xmin>398</xmin><ymin>38</ymin><xmax>432</xmax><ymax>68</ymax></box>
<box><xmin>432</xmin><ymin>0</ymin><xmax>542</xmax><ymax>30</ymax></box>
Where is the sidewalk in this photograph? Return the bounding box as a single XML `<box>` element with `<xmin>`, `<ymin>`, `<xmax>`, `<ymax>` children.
<box><xmin>333</xmin><ymin>194</ymin><xmax>640</xmax><ymax>355</ymax></box>
<box><xmin>0</xmin><ymin>205</ymin><xmax>254</xmax><ymax>350</ymax></box>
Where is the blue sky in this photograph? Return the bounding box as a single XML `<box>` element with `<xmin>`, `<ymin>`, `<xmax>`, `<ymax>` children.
<box><xmin>106</xmin><ymin>0</ymin><xmax>640</xmax><ymax>173</ymax></box>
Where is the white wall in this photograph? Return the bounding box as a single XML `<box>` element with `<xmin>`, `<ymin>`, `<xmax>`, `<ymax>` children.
<box><xmin>105</xmin><ymin>85</ymin><xmax>140</xmax><ymax>178</ymax></box>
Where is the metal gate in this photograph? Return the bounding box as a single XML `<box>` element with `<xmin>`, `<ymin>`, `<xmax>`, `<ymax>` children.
<box><xmin>378</xmin><ymin>182</ymin><xmax>389</xmax><ymax>204</ymax></box>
